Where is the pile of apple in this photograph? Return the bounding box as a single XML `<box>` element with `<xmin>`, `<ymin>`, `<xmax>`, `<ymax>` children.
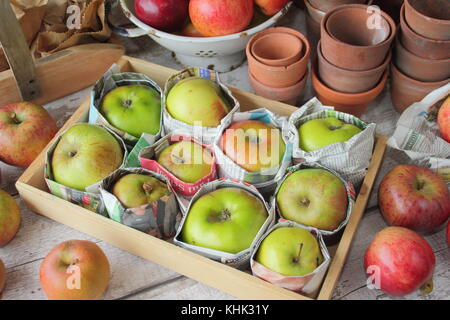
<box><xmin>134</xmin><ymin>0</ymin><xmax>290</xmax><ymax>37</ymax></box>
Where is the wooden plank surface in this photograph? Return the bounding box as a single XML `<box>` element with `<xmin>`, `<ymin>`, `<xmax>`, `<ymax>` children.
<box><xmin>1</xmin><ymin>5</ymin><xmax>448</xmax><ymax>300</ymax></box>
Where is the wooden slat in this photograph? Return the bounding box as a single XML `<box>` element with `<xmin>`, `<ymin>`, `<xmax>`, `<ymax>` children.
<box><xmin>0</xmin><ymin>43</ymin><xmax>124</xmax><ymax>106</ymax></box>
<box><xmin>0</xmin><ymin>1</ymin><xmax>40</xmax><ymax>101</ymax></box>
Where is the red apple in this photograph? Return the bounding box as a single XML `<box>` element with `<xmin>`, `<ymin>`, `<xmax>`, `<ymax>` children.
<box><xmin>437</xmin><ymin>95</ymin><xmax>450</xmax><ymax>143</ymax></box>
<box><xmin>40</xmin><ymin>240</ymin><xmax>110</xmax><ymax>300</ymax></box>
<box><xmin>255</xmin><ymin>0</ymin><xmax>290</xmax><ymax>15</ymax></box>
<box><xmin>0</xmin><ymin>102</ymin><xmax>57</xmax><ymax>168</ymax></box>
<box><xmin>189</xmin><ymin>0</ymin><xmax>254</xmax><ymax>37</ymax></box>
<box><xmin>378</xmin><ymin>164</ymin><xmax>450</xmax><ymax>233</ymax></box>
<box><xmin>0</xmin><ymin>258</ymin><xmax>5</xmax><ymax>295</ymax></box>
<box><xmin>0</xmin><ymin>189</ymin><xmax>21</xmax><ymax>247</ymax></box>
<box><xmin>135</xmin><ymin>0</ymin><xmax>189</xmax><ymax>32</ymax></box>
<box><xmin>178</xmin><ymin>22</ymin><xmax>205</xmax><ymax>37</ymax></box>
<box><xmin>364</xmin><ymin>226</ymin><xmax>435</xmax><ymax>296</ymax></box>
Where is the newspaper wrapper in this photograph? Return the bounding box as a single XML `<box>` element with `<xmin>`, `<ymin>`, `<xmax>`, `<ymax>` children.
<box><xmin>44</xmin><ymin>124</ymin><xmax>128</xmax><ymax>216</ymax></box>
<box><xmin>213</xmin><ymin>108</ymin><xmax>293</xmax><ymax>197</ymax></box>
<box><xmin>288</xmin><ymin>97</ymin><xmax>376</xmax><ymax>187</ymax></box>
<box><xmin>250</xmin><ymin>220</ymin><xmax>331</xmax><ymax>297</ymax></box>
<box><xmin>162</xmin><ymin>67</ymin><xmax>240</xmax><ymax>145</ymax></box>
<box><xmin>138</xmin><ymin>131</ymin><xmax>218</xmax><ymax>196</ymax></box>
<box><xmin>173</xmin><ymin>179</ymin><xmax>275</xmax><ymax>269</ymax></box>
<box><xmin>272</xmin><ymin>162</ymin><xmax>356</xmax><ymax>240</ymax></box>
<box><xmin>89</xmin><ymin>64</ymin><xmax>163</xmax><ymax>150</ymax></box>
<box><xmin>99</xmin><ymin>167</ymin><xmax>182</xmax><ymax>239</ymax></box>
<box><xmin>388</xmin><ymin>83</ymin><xmax>450</xmax><ymax>185</ymax></box>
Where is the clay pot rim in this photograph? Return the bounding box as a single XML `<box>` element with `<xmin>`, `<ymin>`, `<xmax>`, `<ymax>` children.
<box><xmin>318</xmin><ymin>40</ymin><xmax>392</xmax><ymax>74</ymax></box>
<box><xmin>249</xmin><ymin>67</ymin><xmax>309</xmax><ymax>91</ymax></box>
<box><xmin>405</xmin><ymin>0</ymin><xmax>450</xmax><ymax>25</ymax></box>
<box><xmin>251</xmin><ymin>33</ymin><xmax>303</xmax><ymax>67</ymax></box>
<box><xmin>400</xmin><ymin>5</ymin><xmax>450</xmax><ymax>44</ymax></box>
<box><xmin>396</xmin><ymin>36</ymin><xmax>450</xmax><ymax>64</ymax></box>
<box><xmin>312</xmin><ymin>60</ymin><xmax>388</xmax><ymax>102</ymax></box>
<box><xmin>321</xmin><ymin>4</ymin><xmax>396</xmax><ymax>49</ymax></box>
<box><xmin>246</xmin><ymin>27</ymin><xmax>311</xmax><ymax>72</ymax></box>
<box><xmin>304</xmin><ymin>0</ymin><xmax>326</xmax><ymax>24</ymax></box>
<box><xmin>390</xmin><ymin>61</ymin><xmax>450</xmax><ymax>86</ymax></box>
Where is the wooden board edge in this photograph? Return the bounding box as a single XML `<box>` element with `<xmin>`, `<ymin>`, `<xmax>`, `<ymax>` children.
<box><xmin>317</xmin><ymin>134</ymin><xmax>388</xmax><ymax>300</ymax></box>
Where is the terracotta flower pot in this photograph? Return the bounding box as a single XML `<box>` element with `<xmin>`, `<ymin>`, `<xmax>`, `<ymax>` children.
<box><xmin>390</xmin><ymin>62</ymin><xmax>450</xmax><ymax>113</ymax></box>
<box><xmin>321</xmin><ymin>4</ymin><xmax>396</xmax><ymax>71</ymax></box>
<box><xmin>251</xmin><ymin>33</ymin><xmax>303</xmax><ymax>67</ymax></box>
<box><xmin>246</xmin><ymin>27</ymin><xmax>310</xmax><ymax>88</ymax></box>
<box><xmin>305</xmin><ymin>10</ymin><xmax>321</xmax><ymax>59</ymax></box>
<box><xmin>395</xmin><ymin>37</ymin><xmax>450</xmax><ymax>82</ymax></box>
<box><xmin>404</xmin><ymin>0</ymin><xmax>450</xmax><ymax>41</ymax></box>
<box><xmin>311</xmin><ymin>60</ymin><xmax>388</xmax><ymax>117</ymax></box>
<box><xmin>318</xmin><ymin>41</ymin><xmax>391</xmax><ymax>93</ymax></box>
<box><xmin>248</xmin><ymin>69</ymin><xmax>309</xmax><ymax>106</ymax></box>
<box><xmin>310</xmin><ymin>0</ymin><xmax>365</xmax><ymax>11</ymax></box>
<box><xmin>400</xmin><ymin>5</ymin><xmax>450</xmax><ymax>60</ymax></box>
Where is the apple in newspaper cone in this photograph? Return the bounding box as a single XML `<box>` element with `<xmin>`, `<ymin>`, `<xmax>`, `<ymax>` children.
<box><xmin>219</xmin><ymin>120</ymin><xmax>286</xmax><ymax>173</ymax></box>
<box><xmin>378</xmin><ymin>164</ymin><xmax>450</xmax><ymax>233</ymax></box>
<box><xmin>112</xmin><ymin>173</ymin><xmax>170</xmax><ymax>208</ymax></box>
<box><xmin>0</xmin><ymin>102</ymin><xmax>57</xmax><ymax>168</ymax></box>
<box><xmin>100</xmin><ymin>85</ymin><xmax>161</xmax><ymax>138</ymax></box>
<box><xmin>0</xmin><ymin>189</ymin><xmax>21</xmax><ymax>247</ymax></box>
<box><xmin>166</xmin><ymin>77</ymin><xmax>231</xmax><ymax>127</ymax></box>
<box><xmin>276</xmin><ymin>169</ymin><xmax>348</xmax><ymax>231</ymax></box>
<box><xmin>437</xmin><ymin>95</ymin><xmax>450</xmax><ymax>143</ymax></box>
<box><xmin>40</xmin><ymin>240</ymin><xmax>110</xmax><ymax>300</ymax></box>
<box><xmin>364</xmin><ymin>227</ymin><xmax>435</xmax><ymax>297</ymax></box>
<box><xmin>181</xmin><ymin>187</ymin><xmax>268</xmax><ymax>254</ymax></box>
<box><xmin>157</xmin><ymin>140</ymin><xmax>214</xmax><ymax>183</ymax></box>
<box><xmin>255</xmin><ymin>227</ymin><xmax>324</xmax><ymax>276</ymax></box>
<box><xmin>298</xmin><ymin>117</ymin><xmax>362</xmax><ymax>152</ymax></box>
<box><xmin>51</xmin><ymin>124</ymin><xmax>123</xmax><ymax>191</ymax></box>
<box><xmin>189</xmin><ymin>0</ymin><xmax>254</xmax><ymax>36</ymax></box>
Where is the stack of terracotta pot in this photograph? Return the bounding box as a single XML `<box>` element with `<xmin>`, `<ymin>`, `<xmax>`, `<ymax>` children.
<box><xmin>391</xmin><ymin>0</ymin><xmax>450</xmax><ymax>113</ymax></box>
<box><xmin>311</xmin><ymin>4</ymin><xmax>395</xmax><ymax>117</ymax></box>
<box><xmin>303</xmin><ymin>0</ymin><xmax>373</xmax><ymax>58</ymax></box>
<box><xmin>246</xmin><ymin>27</ymin><xmax>310</xmax><ymax>106</ymax></box>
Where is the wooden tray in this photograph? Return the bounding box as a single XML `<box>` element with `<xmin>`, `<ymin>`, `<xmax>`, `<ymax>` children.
<box><xmin>16</xmin><ymin>55</ymin><xmax>387</xmax><ymax>300</ymax></box>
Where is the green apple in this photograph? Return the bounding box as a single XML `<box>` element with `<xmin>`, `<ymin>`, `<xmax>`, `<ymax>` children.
<box><xmin>101</xmin><ymin>85</ymin><xmax>161</xmax><ymax>138</ymax></box>
<box><xmin>298</xmin><ymin>117</ymin><xmax>362</xmax><ymax>152</ymax></box>
<box><xmin>166</xmin><ymin>77</ymin><xmax>231</xmax><ymax>127</ymax></box>
<box><xmin>52</xmin><ymin>124</ymin><xmax>123</xmax><ymax>191</ymax></box>
<box><xmin>112</xmin><ymin>173</ymin><xmax>170</xmax><ymax>208</ymax></box>
<box><xmin>255</xmin><ymin>227</ymin><xmax>324</xmax><ymax>276</ymax></box>
<box><xmin>219</xmin><ymin>120</ymin><xmax>285</xmax><ymax>172</ymax></box>
<box><xmin>157</xmin><ymin>140</ymin><xmax>213</xmax><ymax>183</ymax></box>
<box><xmin>0</xmin><ymin>189</ymin><xmax>21</xmax><ymax>247</ymax></box>
<box><xmin>181</xmin><ymin>187</ymin><xmax>268</xmax><ymax>254</ymax></box>
<box><xmin>276</xmin><ymin>169</ymin><xmax>348</xmax><ymax>231</ymax></box>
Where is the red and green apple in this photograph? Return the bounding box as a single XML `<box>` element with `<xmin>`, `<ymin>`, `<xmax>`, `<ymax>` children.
<box><xmin>0</xmin><ymin>189</ymin><xmax>21</xmax><ymax>247</ymax></box>
<box><xmin>437</xmin><ymin>95</ymin><xmax>450</xmax><ymax>143</ymax></box>
<box><xmin>255</xmin><ymin>0</ymin><xmax>290</xmax><ymax>15</ymax></box>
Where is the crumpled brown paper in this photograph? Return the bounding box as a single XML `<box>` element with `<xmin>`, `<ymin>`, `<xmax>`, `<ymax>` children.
<box><xmin>0</xmin><ymin>0</ymin><xmax>114</xmax><ymax>72</ymax></box>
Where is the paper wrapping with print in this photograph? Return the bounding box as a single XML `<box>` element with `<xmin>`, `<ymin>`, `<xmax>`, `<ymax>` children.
<box><xmin>89</xmin><ymin>64</ymin><xmax>163</xmax><ymax>149</ymax></box>
<box><xmin>162</xmin><ymin>67</ymin><xmax>240</xmax><ymax>145</ymax></box>
<box><xmin>138</xmin><ymin>131</ymin><xmax>218</xmax><ymax>196</ymax></box>
<box><xmin>173</xmin><ymin>179</ymin><xmax>275</xmax><ymax>269</ymax></box>
<box><xmin>287</xmin><ymin>97</ymin><xmax>376</xmax><ymax>187</ymax></box>
<box><xmin>250</xmin><ymin>220</ymin><xmax>330</xmax><ymax>297</ymax></box>
<box><xmin>99</xmin><ymin>167</ymin><xmax>182</xmax><ymax>239</ymax></box>
<box><xmin>272</xmin><ymin>162</ymin><xmax>356</xmax><ymax>238</ymax></box>
<box><xmin>44</xmin><ymin>124</ymin><xmax>128</xmax><ymax>216</ymax></box>
<box><xmin>213</xmin><ymin>108</ymin><xmax>293</xmax><ymax>197</ymax></box>
<box><xmin>388</xmin><ymin>83</ymin><xmax>450</xmax><ymax>186</ymax></box>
